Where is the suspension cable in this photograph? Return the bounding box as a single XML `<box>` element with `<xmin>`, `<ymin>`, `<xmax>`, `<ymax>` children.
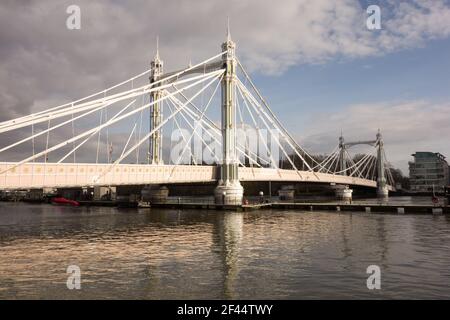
<box><xmin>57</xmin><ymin>100</ymin><xmax>137</xmax><ymax>163</ymax></box>
<box><xmin>0</xmin><ymin>71</ymin><xmax>223</xmax><ymax>175</ymax></box>
<box><xmin>93</xmin><ymin>72</ymin><xmax>222</xmax><ymax>183</ymax></box>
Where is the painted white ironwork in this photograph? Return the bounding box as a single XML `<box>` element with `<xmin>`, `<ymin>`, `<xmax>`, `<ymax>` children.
<box><xmin>0</xmin><ymin>32</ymin><xmax>395</xmax><ymax>197</ymax></box>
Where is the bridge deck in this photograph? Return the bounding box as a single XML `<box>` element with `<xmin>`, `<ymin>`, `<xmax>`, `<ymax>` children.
<box><xmin>0</xmin><ymin>163</ymin><xmax>387</xmax><ymax>190</ymax></box>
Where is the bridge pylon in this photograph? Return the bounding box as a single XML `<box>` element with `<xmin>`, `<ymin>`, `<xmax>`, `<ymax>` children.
<box><xmin>338</xmin><ymin>134</ymin><xmax>346</xmax><ymax>175</ymax></box>
<box><xmin>376</xmin><ymin>130</ymin><xmax>389</xmax><ymax>198</ymax></box>
<box><xmin>149</xmin><ymin>39</ymin><xmax>164</xmax><ymax>165</ymax></box>
<box><xmin>214</xmin><ymin>26</ymin><xmax>244</xmax><ymax>205</ymax></box>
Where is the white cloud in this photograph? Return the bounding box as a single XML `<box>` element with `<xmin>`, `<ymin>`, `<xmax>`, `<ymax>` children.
<box><xmin>234</xmin><ymin>0</ymin><xmax>450</xmax><ymax>73</ymax></box>
<box><xmin>1</xmin><ymin>0</ymin><xmax>450</xmax><ymax>169</ymax></box>
<box><xmin>1</xmin><ymin>0</ymin><xmax>450</xmax><ymax>117</ymax></box>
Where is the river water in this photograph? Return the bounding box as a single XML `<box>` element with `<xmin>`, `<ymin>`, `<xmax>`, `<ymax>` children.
<box><xmin>1</xmin><ymin>200</ymin><xmax>450</xmax><ymax>299</ymax></box>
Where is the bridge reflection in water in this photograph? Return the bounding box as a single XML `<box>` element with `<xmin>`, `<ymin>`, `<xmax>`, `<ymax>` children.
<box><xmin>1</xmin><ymin>202</ymin><xmax>450</xmax><ymax>299</ymax></box>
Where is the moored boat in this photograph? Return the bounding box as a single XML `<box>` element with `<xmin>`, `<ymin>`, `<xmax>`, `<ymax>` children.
<box><xmin>51</xmin><ymin>197</ymin><xmax>80</xmax><ymax>207</ymax></box>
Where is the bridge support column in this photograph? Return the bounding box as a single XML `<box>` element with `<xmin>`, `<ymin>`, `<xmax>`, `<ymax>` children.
<box><xmin>141</xmin><ymin>185</ymin><xmax>169</xmax><ymax>204</ymax></box>
<box><xmin>214</xmin><ymin>28</ymin><xmax>244</xmax><ymax>205</ymax></box>
<box><xmin>278</xmin><ymin>185</ymin><xmax>295</xmax><ymax>201</ymax></box>
<box><xmin>93</xmin><ymin>186</ymin><xmax>115</xmax><ymax>201</ymax></box>
<box><xmin>149</xmin><ymin>41</ymin><xmax>164</xmax><ymax>165</ymax></box>
<box><xmin>332</xmin><ymin>184</ymin><xmax>353</xmax><ymax>202</ymax></box>
<box><xmin>376</xmin><ymin>130</ymin><xmax>389</xmax><ymax>198</ymax></box>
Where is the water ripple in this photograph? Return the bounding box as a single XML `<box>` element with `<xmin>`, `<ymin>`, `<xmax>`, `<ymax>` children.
<box><xmin>1</xmin><ymin>202</ymin><xmax>450</xmax><ymax>299</ymax></box>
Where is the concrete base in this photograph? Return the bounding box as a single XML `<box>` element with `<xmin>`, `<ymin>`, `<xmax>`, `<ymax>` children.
<box><xmin>377</xmin><ymin>186</ymin><xmax>389</xmax><ymax>198</ymax></box>
<box><xmin>141</xmin><ymin>185</ymin><xmax>169</xmax><ymax>204</ymax></box>
<box><xmin>94</xmin><ymin>186</ymin><xmax>115</xmax><ymax>201</ymax></box>
<box><xmin>278</xmin><ymin>187</ymin><xmax>295</xmax><ymax>201</ymax></box>
<box><xmin>43</xmin><ymin>187</ymin><xmax>56</xmax><ymax>194</ymax></box>
<box><xmin>333</xmin><ymin>185</ymin><xmax>353</xmax><ymax>202</ymax></box>
<box><xmin>214</xmin><ymin>182</ymin><xmax>244</xmax><ymax>205</ymax></box>
<box><xmin>26</xmin><ymin>189</ymin><xmax>43</xmax><ymax>201</ymax></box>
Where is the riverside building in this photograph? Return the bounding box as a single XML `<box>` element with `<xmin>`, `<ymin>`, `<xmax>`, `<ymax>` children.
<box><xmin>409</xmin><ymin>152</ymin><xmax>449</xmax><ymax>192</ymax></box>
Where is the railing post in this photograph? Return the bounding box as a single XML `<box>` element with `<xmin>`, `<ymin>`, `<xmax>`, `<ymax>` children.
<box><xmin>214</xmin><ymin>28</ymin><xmax>244</xmax><ymax>205</ymax></box>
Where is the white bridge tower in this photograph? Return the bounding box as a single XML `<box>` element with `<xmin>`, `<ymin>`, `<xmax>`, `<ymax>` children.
<box><xmin>376</xmin><ymin>130</ymin><xmax>389</xmax><ymax>197</ymax></box>
<box><xmin>149</xmin><ymin>39</ymin><xmax>164</xmax><ymax>165</ymax></box>
<box><xmin>214</xmin><ymin>27</ymin><xmax>244</xmax><ymax>205</ymax></box>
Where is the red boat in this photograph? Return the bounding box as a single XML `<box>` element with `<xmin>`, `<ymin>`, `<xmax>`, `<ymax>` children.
<box><xmin>51</xmin><ymin>197</ymin><xmax>80</xmax><ymax>207</ymax></box>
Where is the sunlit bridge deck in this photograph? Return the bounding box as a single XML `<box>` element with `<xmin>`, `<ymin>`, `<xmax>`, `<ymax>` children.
<box><xmin>0</xmin><ymin>163</ymin><xmax>394</xmax><ymax>190</ymax></box>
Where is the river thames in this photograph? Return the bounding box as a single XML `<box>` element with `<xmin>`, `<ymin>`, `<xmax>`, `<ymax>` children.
<box><xmin>1</xmin><ymin>201</ymin><xmax>450</xmax><ymax>299</ymax></box>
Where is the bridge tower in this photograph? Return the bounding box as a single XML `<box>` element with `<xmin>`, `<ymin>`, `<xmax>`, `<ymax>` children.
<box><xmin>149</xmin><ymin>39</ymin><xmax>164</xmax><ymax>165</ymax></box>
<box><xmin>338</xmin><ymin>134</ymin><xmax>346</xmax><ymax>175</ymax></box>
<box><xmin>214</xmin><ymin>26</ymin><xmax>244</xmax><ymax>205</ymax></box>
<box><xmin>335</xmin><ymin>134</ymin><xmax>352</xmax><ymax>202</ymax></box>
<box><xmin>376</xmin><ymin>130</ymin><xmax>389</xmax><ymax>197</ymax></box>
<box><xmin>143</xmin><ymin>40</ymin><xmax>170</xmax><ymax>204</ymax></box>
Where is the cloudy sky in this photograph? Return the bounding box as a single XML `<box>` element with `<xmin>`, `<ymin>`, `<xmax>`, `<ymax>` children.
<box><xmin>1</xmin><ymin>0</ymin><xmax>450</xmax><ymax>173</ymax></box>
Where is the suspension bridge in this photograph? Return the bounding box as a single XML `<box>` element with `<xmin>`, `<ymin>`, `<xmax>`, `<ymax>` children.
<box><xmin>0</xmin><ymin>30</ymin><xmax>395</xmax><ymax>205</ymax></box>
